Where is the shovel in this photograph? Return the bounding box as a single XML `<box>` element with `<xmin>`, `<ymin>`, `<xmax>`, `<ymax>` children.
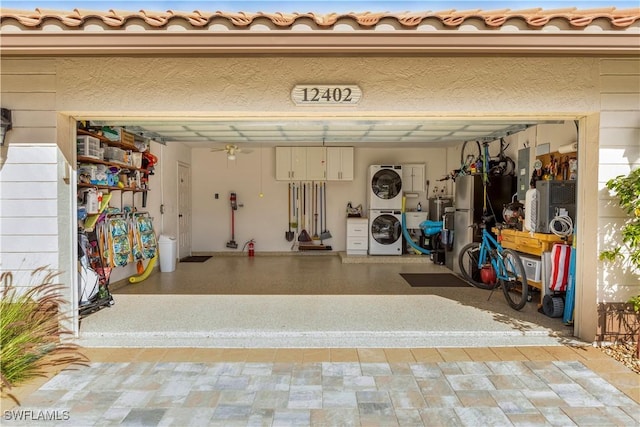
<box><xmin>298</xmin><ymin>182</ymin><xmax>312</xmax><ymax>242</ymax></box>
<box><xmin>285</xmin><ymin>183</ymin><xmax>294</xmax><ymax>241</ymax></box>
<box><xmin>320</xmin><ymin>182</ymin><xmax>332</xmax><ymax>240</ymax></box>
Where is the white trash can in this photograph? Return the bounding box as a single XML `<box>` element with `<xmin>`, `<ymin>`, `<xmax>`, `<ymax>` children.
<box><xmin>158</xmin><ymin>235</ymin><xmax>177</xmax><ymax>272</ymax></box>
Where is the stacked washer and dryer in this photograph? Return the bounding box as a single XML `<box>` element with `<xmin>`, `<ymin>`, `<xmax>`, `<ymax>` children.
<box><xmin>368</xmin><ymin>165</ymin><xmax>403</xmax><ymax>255</ymax></box>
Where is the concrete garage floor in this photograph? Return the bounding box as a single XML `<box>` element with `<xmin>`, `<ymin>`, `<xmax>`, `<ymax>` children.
<box><xmin>78</xmin><ymin>254</ymin><xmax>576</xmax><ymax>348</ymax></box>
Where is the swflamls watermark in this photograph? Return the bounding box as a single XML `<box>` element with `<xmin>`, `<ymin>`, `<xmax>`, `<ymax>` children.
<box><xmin>4</xmin><ymin>409</ymin><xmax>70</xmax><ymax>422</ymax></box>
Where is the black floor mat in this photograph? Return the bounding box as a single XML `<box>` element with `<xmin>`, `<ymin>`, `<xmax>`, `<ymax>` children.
<box><xmin>180</xmin><ymin>256</ymin><xmax>212</xmax><ymax>263</ymax></box>
<box><xmin>400</xmin><ymin>273</ymin><xmax>469</xmax><ymax>287</ymax></box>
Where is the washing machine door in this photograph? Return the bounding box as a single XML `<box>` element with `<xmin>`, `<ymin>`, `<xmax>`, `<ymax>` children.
<box><xmin>371</xmin><ymin>214</ymin><xmax>402</xmax><ymax>245</ymax></box>
<box><xmin>371</xmin><ymin>168</ymin><xmax>402</xmax><ymax>202</ymax></box>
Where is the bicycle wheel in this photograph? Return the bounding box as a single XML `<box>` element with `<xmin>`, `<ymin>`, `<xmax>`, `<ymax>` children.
<box><xmin>502</xmin><ymin>156</ymin><xmax>516</xmax><ymax>176</ymax></box>
<box><xmin>500</xmin><ymin>249</ymin><xmax>529</xmax><ymax>310</ymax></box>
<box><xmin>490</xmin><ymin>156</ymin><xmax>516</xmax><ymax>176</ymax></box>
<box><xmin>460</xmin><ymin>140</ymin><xmax>481</xmax><ymax>172</ymax></box>
<box><xmin>458</xmin><ymin>242</ymin><xmax>497</xmax><ymax>290</ymax></box>
<box><xmin>489</xmin><ymin>138</ymin><xmax>516</xmax><ymax>176</ymax></box>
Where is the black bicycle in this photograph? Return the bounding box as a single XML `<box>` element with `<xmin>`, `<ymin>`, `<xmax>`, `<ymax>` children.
<box><xmin>487</xmin><ymin>137</ymin><xmax>516</xmax><ymax>177</ymax></box>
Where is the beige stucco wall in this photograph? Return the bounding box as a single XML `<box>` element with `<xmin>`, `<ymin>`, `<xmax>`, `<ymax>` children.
<box><xmin>54</xmin><ymin>56</ymin><xmax>600</xmax><ymax>114</ymax></box>
<box><xmin>3</xmin><ymin>54</ymin><xmax>634</xmax><ymax>342</ymax></box>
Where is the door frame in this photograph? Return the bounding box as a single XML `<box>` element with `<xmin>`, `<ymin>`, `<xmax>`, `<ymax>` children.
<box><xmin>64</xmin><ymin>112</ymin><xmax>595</xmax><ymax>342</ymax></box>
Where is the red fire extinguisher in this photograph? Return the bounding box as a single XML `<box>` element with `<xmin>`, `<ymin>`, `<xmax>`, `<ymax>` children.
<box><xmin>248</xmin><ymin>239</ymin><xmax>255</xmax><ymax>257</ymax></box>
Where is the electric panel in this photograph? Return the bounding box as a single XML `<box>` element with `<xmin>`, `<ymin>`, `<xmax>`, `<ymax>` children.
<box><xmin>517</xmin><ymin>147</ymin><xmax>530</xmax><ymax>201</ymax></box>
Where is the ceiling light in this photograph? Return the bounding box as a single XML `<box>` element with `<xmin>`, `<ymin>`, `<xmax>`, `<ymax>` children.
<box><xmin>227</xmin><ymin>153</ymin><xmax>236</xmax><ymax>160</ymax></box>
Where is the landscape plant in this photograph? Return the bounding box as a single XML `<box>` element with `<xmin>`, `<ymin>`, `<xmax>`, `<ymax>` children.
<box><xmin>599</xmin><ymin>167</ymin><xmax>640</xmax><ymax>358</ymax></box>
<box><xmin>599</xmin><ymin>167</ymin><xmax>640</xmax><ymax>270</ymax></box>
<box><xmin>0</xmin><ymin>268</ymin><xmax>87</xmax><ymax>404</ymax></box>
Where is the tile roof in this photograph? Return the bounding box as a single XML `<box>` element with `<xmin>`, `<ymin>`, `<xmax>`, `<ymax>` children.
<box><xmin>1</xmin><ymin>7</ymin><xmax>639</xmax><ymax>30</ymax></box>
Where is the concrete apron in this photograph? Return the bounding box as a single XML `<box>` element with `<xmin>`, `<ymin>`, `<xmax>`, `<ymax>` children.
<box><xmin>77</xmin><ymin>294</ymin><xmax>579</xmax><ymax>348</ymax></box>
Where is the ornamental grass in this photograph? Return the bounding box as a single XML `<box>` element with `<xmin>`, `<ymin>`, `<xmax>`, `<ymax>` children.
<box><xmin>1</xmin><ymin>267</ymin><xmax>87</xmax><ymax>404</ymax></box>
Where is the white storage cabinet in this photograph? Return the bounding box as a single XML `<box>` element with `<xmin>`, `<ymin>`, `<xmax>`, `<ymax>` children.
<box><xmin>306</xmin><ymin>147</ymin><xmax>327</xmax><ymax>181</ymax></box>
<box><xmin>402</xmin><ymin>163</ymin><xmax>425</xmax><ymax>192</ymax></box>
<box><xmin>276</xmin><ymin>146</ymin><xmax>327</xmax><ymax>181</ymax></box>
<box><xmin>326</xmin><ymin>147</ymin><xmax>354</xmax><ymax>181</ymax></box>
<box><xmin>275</xmin><ymin>146</ymin><xmax>307</xmax><ymax>180</ymax></box>
<box><xmin>346</xmin><ymin>217</ymin><xmax>368</xmax><ymax>255</ymax></box>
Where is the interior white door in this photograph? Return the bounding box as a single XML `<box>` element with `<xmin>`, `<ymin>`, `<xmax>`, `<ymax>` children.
<box><xmin>177</xmin><ymin>162</ymin><xmax>192</xmax><ymax>260</ymax></box>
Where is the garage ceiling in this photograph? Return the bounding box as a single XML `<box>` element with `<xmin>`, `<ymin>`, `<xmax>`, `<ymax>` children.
<box><xmin>92</xmin><ymin>119</ymin><xmax>552</xmax><ymax>148</ymax></box>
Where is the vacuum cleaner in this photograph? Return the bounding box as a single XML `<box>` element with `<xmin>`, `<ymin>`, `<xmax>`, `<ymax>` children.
<box><xmin>226</xmin><ymin>192</ymin><xmax>238</xmax><ymax>249</ymax></box>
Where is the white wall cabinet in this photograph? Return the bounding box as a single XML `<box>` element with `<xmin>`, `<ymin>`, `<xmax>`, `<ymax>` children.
<box><xmin>276</xmin><ymin>146</ymin><xmax>329</xmax><ymax>181</ymax></box>
<box><xmin>306</xmin><ymin>147</ymin><xmax>327</xmax><ymax>181</ymax></box>
<box><xmin>276</xmin><ymin>146</ymin><xmax>308</xmax><ymax>180</ymax></box>
<box><xmin>402</xmin><ymin>163</ymin><xmax>425</xmax><ymax>192</ymax></box>
<box><xmin>346</xmin><ymin>217</ymin><xmax>368</xmax><ymax>255</ymax></box>
<box><xmin>326</xmin><ymin>147</ymin><xmax>354</xmax><ymax>181</ymax></box>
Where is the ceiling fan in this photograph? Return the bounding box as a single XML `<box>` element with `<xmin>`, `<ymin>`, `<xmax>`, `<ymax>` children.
<box><xmin>211</xmin><ymin>144</ymin><xmax>250</xmax><ymax>160</ymax></box>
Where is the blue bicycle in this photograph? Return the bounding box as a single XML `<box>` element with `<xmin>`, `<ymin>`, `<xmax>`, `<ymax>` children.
<box><xmin>458</xmin><ymin>221</ymin><xmax>529</xmax><ymax>310</ymax></box>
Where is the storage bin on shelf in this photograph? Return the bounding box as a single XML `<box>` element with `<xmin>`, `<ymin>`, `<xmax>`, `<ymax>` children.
<box><xmin>78</xmin><ymin>163</ymin><xmax>109</xmax><ymax>185</ymax></box>
<box><xmin>101</xmin><ymin>127</ymin><xmax>136</xmax><ymax>146</ymax></box>
<box><xmin>78</xmin><ymin>164</ymin><xmax>97</xmax><ymax>184</ymax></box>
<box><xmin>77</xmin><ymin>135</ymin><xmax>102</xmax><ymax>159</ymax></box>
<box><xmin>520</xmin><ymin>254</ymin><xmax>542</xmax><ymax>282</ymax></box>
<box><xmin>103</xmin><ymin>146</ymin><xmax>126</xmax><ymax>163</ymax></box>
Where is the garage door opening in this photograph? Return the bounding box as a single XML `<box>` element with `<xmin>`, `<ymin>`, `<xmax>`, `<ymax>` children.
<box><xmin>73</xmin><ymin>114</ymin><xmax>584</xmax><ymax>347</ymax></box>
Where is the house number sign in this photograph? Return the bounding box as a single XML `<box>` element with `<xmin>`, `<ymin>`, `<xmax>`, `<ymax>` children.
<box><xmin>291</xmin><ymin>85</ymin><xmax>362</xmax><ymax>106</ymax></box>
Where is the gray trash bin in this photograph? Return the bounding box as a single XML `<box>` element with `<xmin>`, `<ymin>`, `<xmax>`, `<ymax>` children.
<box><xmin>158</xmin><ymin>235</ymin><xmax>177</xmax><ymax>272</ymax></box>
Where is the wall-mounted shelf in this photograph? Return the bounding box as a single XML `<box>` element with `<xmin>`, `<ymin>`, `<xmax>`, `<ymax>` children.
<box><xmin>78</xmin><ymin>183</ymin><xmax>147</xmax><ymax>193</ymax></box>
<box><xmin>78</xmin><ymin>128</ymin><xmax>141</xmax><ymax>152</ymax></box>
<box><xmin>77</xmin><ymin>127</ymin><xmax>152</xmax><ymax>230</ymax></box>
<box><xmin>77</xmin><ymin>155</ymin><xmax>150</xmax><ymax>174</ymax></box>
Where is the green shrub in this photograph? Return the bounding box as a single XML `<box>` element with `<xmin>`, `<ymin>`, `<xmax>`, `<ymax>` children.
<box><xmin>599</xmin><ymin>167</ymin><xmax>640</xmax><ymax>271</ymax></box>
<box><xmin>1</xmin><ymin>268</ymin><xmax>87</xmax><ymax>404</ymax></box>
<box><xmin>599</xmin><ymin>168</ymin><xmax>640</xmax><ymax>357</ymax></box>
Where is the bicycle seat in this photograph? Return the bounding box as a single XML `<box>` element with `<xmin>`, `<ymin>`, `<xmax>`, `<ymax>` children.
<box><xmin>470</xmin><ymin>215</ymin><xmax>495</xmax><ymax>230</ymax></box>
<box><xmin>481</xmin><ymin>214</ymin><xmax>495</xmax><ymax>223</ymax></box>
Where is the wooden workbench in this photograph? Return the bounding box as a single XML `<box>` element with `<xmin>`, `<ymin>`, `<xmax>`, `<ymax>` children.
<box><xmin>492</xmin><ymin>227</ymin><xmax>572</xmax><ymax>292</ymax></box>
<box><xmin>494</xmin><ymin>228</ymin><xmax>572</xmax><ymax>257</ymax></box>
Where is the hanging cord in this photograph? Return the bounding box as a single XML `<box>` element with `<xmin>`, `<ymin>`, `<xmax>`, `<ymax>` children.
<box><xmin>549</xmin><ymin>211</ymin><xmax>574</xmax><ymax>238</ymax></box>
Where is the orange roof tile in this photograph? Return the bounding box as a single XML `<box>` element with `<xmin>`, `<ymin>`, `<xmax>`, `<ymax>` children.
<box><xmin>1</xmin><ymin>7</ymin><xmax>639</xmax><ymax>30</ymax></box>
